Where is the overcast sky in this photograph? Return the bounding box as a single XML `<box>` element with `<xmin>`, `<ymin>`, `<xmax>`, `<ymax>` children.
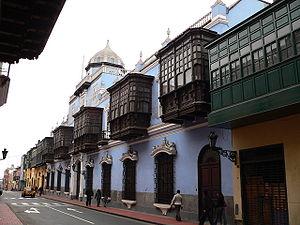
<box><xmin>0</xmin><ymin>0</ymin><xmax>249</xmax><ymax>176</ymax></box>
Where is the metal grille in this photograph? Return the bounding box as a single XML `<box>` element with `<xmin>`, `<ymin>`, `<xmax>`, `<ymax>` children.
<box><xmin>57</xmin><ymin>171</ymin><xmax>61</xmax><ymax>191</ymax></box>
<box><xmin>85</xmin><ymin>166</ymin><xmax>93</xmax><ymax>191</ymax></box>
<box><xmin>64</xmin><ymin>170</ymin><xmax>70</xmax><ymax>192</ymax></box>
<box><xmin>154</xmin><ymin>153</ymin><xmax>174</xmax><ymax>204</ymax></box>
<box><xmin>241</xmin><ymin>146</ymin><xmax>289</xmax><ymax>225</ymax></box>
<box><xmin>122</xmin><ymin>159</ymin><xmax>136</xmax><ymax>200</ymax></box>
<box><xmin>102</xmin><ymin>163</ymin><xmax>111</xmax><ymax>197</ymax></box>
<box><xmin>50</xmin><ymin>172</ymin><xmax>55</xmax><ymax>190</ymax></box>
<box><xmin>46</xmin><ymin>172</ymin><xmax>50</xmax><ymax>189</ymax></box>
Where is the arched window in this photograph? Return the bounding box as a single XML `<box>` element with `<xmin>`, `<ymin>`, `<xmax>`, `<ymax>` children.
<box><xmin>50</xmin><ymin>172</ymin><xmax>55</xmax><ymax>190</ymax></box>
<box><xmin>122</xmin><ymin>159</ymin><xmax>136</xmax><ymax>200</ymax></box>
<box><xmin>57</xmin><ymin>170</ymin><xmax>62</xmax><ymax>191</ymax></box>
<box><xmin>102</xmin><ymin>163</ymin><xmax>112</xmax><ymax>197</ymax></box>
<box><xmin>155</xmin><ymin>153</ymin><xmax>174</xmax><ymax>204</ymax></box>
<box><xmin>85</xmin><ymin>165</ymin><xmax>93</xmax><ymax>191</ymax></box>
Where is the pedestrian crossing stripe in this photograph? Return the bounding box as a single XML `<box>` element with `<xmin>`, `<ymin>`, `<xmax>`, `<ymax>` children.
<box><xmin>10</xmin><ymin>202</ymin><xmax>69</xmax><ymax>207</ymax></box>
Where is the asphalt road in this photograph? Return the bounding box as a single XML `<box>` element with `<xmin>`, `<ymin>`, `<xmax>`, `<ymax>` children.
<box><xmin>1</xmin><ymin>191</ymin><xmax>153</xmax><ymax>225</ymax></box>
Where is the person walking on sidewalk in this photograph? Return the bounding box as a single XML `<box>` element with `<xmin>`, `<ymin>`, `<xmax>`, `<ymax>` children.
<box><xmin>170</xmin><ymin>189</ymin><xmax>183</xmax><ymax>221</ymax></box>
<box><xmin>199</xmin><ymin>190</ymin><xmax>215</xmax><ymax>225</ymax></box>
<box><xmin>85</xmin><ymin>189</ymin><xmax>94</xmax><ymax>206</ymax></box>
<box><xmin>95</xmin><ymin>189</ymin><xmax>102</xmax><ymax>207</ymax></box>
<box><xmin>215</xmin><ymin>192</ymin><xmax>227</xmax><ymax>225</ymax></box>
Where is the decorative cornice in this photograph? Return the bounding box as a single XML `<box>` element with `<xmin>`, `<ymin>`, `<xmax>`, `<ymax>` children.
<box><xmin>100</xmin><ymin>152</ymin><xmax>113</xmax><ymax>165</ymax></box>
<box><xmin>151</xmin><ymin>138</ymin><xmax>176</xmax><ymax>158</ymax></box>
<box><xmin>120</xmin><ymin>147</ymin><xmax>138</xmax><ymax>162</ymax></box>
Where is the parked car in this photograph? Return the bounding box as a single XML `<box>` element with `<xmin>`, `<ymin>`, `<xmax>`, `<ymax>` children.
<box><xmin>21</xmin><ymin>187</ymin><xmax>35</xmax><ymax>198</ymax></box>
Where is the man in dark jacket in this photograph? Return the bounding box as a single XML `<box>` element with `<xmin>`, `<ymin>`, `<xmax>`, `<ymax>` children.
<box><xmin>199</xmin><ymin>190</ymin><xmax>215</xmax><ymax>225</ymax></box>
<box><xmin>95</xmin><ymin>189</ymin><xmax>102</xmax><ymax>207</ymax></box>
<box><xmin>85</xmin><ymin>189</ymin><xmax>94</xmax><ymax>206</ymax></box>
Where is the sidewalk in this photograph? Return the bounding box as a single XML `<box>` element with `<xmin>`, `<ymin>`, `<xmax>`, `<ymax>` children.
<box><xmin>43</xmin><ymin>194</ymin><xmax>199</xmax><ymax>225</ymax></box>
<box><xmin>0</xmin><ymin>202</ymin><xmax>22</xmax><ymax>225</ymax></box>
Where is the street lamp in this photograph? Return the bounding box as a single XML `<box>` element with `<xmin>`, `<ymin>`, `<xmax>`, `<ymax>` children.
<box><xmin>1</xmin><ymin>148</ymin><xmax>8</xmax><ymax>160</ymax></box>
<box><xmin>208</xmin><ymin>132</ymin><xmax>237</xmax><ymax>164</ymax></box>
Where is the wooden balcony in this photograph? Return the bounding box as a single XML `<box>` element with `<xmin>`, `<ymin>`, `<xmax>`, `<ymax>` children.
<box><xmin>40</xmin><ymin>137</ymin><xmax>54</xmax><ymax>164</ymax></box>
<box><xmin>156</xmin><ymin>27</ymin><xmax>219</xmax><ymax>124</ymax></box>
<box><xmin>73</xmin><ymin>107</ymin><xmax>103</xmax><ymax>154</ymax></box>
<box><xmin>109</xmin><ymin>112</ymin><xmax>151</xmax><ymax>141</ymax></box>
<box><xmin>53</xmin><ymin>126</ymin><xmax>74</xmax><ymax>160</ymax></box>
<box><xmin>108</xmin><ymin>72</ymin><xmax>154</xmax><ymax>141</ymax></box>
<box><xmin>160</xmin><ymin>80</ymin><xmax>210</xmax><ymax>124</ymax></box>
<box><xmin>207</xmin><ymin>0</ymin><xmax>300</xmax><ymax>128</ymax></box>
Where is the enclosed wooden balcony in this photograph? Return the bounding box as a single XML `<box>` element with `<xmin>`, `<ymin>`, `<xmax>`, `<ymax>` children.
<box><xmin>73</xmin><ymin>107</ymin><xmax>103</xmax><ymax>154</ymax></box>
<box><xmin>40</xmin><ymin>137</ymin><xmax>54</xmax><ymax>164</ymax></box>
<box><xmin>157</xmin><ymin>27</ymin><xmax>219</xmax><ymax>124</ymax></box>
<box><xmin>108</xmin><ymin>72</ymin><xmax>154</xmax><ymax>141</ymax></box>
<box><xmin>53</xmin><ymin>125</ymin><xmax>74</xmax><ymax>159</ymax></box>
<box><xmin>207</xmin><ymin>0</ymin><xmax>300</xmax><ymax>128</ymax></box>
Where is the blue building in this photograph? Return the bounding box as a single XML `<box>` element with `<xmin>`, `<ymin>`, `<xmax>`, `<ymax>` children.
<box><xmin>44</xmin><ymin>0</ymin><xmax>270</xmax><ymax>223</ymax></box>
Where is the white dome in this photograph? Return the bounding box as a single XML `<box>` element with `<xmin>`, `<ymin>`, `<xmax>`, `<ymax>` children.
<box><xmin>88</xmin><ymin>41</ymin><xmax>124</xmax><ymax>68</ymax></box>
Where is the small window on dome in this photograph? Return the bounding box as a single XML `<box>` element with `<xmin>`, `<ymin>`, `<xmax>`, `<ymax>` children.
<box><xmin>110</xmin><ymin>58</ymin><xmax>115</xmax><ymax>63</ymax></box>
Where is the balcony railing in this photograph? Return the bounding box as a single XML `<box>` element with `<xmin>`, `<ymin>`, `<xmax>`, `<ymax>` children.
<box><xmin>98</xmin><ymin>130</ymin><xmax>110</xmax><ymax>146</ymax></box>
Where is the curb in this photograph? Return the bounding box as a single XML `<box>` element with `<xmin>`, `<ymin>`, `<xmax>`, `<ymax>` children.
<box><xmin>42</xmin><ymin>196</ymin><xmax>166</xmax><ymax>225</ymax></box>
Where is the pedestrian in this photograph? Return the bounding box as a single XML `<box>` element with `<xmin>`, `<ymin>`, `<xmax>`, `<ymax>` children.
<box><xmin>85</xmin><ymin>189</ymin><xmax>94</xmax><ymax>206</ymax></box>
<box><xmin>214</xmin><ymin>192</ymin><xmax>227</xmax><ymax>225</ymax></box>
<box><xmin>95</xmin><ymin>189</ymin><xmax>102</xmax><ymax>207</ymax></box>
<box><xmin>38</xmin><ymin>186</ymin><xmax>43</xmax><ymax>196</ymax></box>
<box><xmin>170</xmin><ymin>189</ymin><xmax>183</xmax><ymax>221</ymax></box>
<box><xmin>199</xmin><ymin>190</ymin><xmax>215</xmax><ymax>225</ymax></box>
<box><xmin>102</xmin><ymin>193</ymin><xmax>110</xmax><ymax>207</ymax></box>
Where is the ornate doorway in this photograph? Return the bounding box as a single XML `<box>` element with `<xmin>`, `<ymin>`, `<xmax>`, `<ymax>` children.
<box><xmin>65</xmin><ymin>169</ymin><xmax>70</xmax><ymax>192</ymax></box>
<box><xmin>198</xmin><ymin>145</ymin><xmax>221</xmax><ymax>219</ymax></box>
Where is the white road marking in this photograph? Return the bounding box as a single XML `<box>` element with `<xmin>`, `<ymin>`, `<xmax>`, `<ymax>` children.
<box><xmin>22</xmin><ymin>203</ymin><xmax>29</xmax><ymax>206</ymax></box>
<box><xmin>18</xmin><ymin>198</ymin><xmax>24</xmax><ymax>200</ymax></box>
<box><xmin>24</xmin><ymin>208</ymin><xmax>40</xmax><ymax>214</ymax></box>
<box><xmin>11</xmin><ymin>197</ymin><xmax>15</xmax><ymax>199</ymax></box>
<box><xmin>45</xmin><ymin>205</ymin><xmax>94</xmax><ymax>224</ymax></box>
<box><xmin>66</xmin><ymin>208</ymin><xmax>83</xmax><ymax>214</ymax></box>
<box><xmin>32</xmin><ymin>203</ymin><xmax>40</xmax><ymax>206</ymax></box>
<box><xmin>11</xmin><ymin>203</ymin><xmax>17</xmax><ymax>205</ymax></box>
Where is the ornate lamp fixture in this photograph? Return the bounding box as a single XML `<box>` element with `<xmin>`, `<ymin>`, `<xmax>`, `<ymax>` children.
<box><xmin>2</xmin><ymin>148</ymin><xmax>8</xmax><ymax>160</ymax></box>
<box><xmin>208</xmin><ymin>132</ymin><xmax>237</xmax><ymax>164</ymax></box>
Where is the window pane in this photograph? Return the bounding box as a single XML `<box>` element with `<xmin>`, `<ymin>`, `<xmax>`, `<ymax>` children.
<box><xmin>185</xmin><ymin>69</ymin><xmax>192</xmax><ymax>84</ymax></box>
<box><xmin>169</xmin><ymin>78</ymin><xmax>175</xmax><ymax>92</ymax></box>
<box><xmin>177</xmin><ymin>73</ymin><xmax>184</xmax><ymax>87</ymax></box>
<box><xmin>279</xmin><ymin>35</ymin><xmax>293</xmax><ymax>60</ymax></box>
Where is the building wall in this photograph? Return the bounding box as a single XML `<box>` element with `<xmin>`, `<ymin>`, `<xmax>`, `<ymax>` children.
<box><xmin>232</xmin><ymin>114</ymin><xmax>300</xmax><ymax>225</ymax></box>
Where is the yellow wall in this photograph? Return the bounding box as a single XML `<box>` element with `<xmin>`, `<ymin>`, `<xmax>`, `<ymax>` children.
<box><xmin>232</xmin><ymin>114</ymin><xmax>300</xmax><ymax>225</ymax></box>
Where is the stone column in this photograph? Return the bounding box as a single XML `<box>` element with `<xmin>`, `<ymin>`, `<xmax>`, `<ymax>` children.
<box><xmin>79</xmin><ymin>153</ymin><xmax>87</xmax><ymax>201</ymax></box>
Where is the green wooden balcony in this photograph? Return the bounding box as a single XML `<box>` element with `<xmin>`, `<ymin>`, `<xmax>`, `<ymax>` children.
<box><xmin>207</xmin><ymin>0</ymin><xmax>300</xmax><ymax>128</ymax></box>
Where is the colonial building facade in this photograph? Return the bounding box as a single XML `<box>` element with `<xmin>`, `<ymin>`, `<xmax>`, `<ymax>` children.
<box><xmin>22</xmin><ymin>0</ymin><xmax>271</xmax><ymax>223</ymax></box>
<box><xmin>207</xmin><ymin>0</ymin><xmax>300</xmax><ymax>224</ymax></box>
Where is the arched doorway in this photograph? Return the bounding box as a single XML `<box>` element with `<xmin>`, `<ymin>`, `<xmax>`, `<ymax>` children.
<box><xmin>198</xmin><ymin>145</ymin><xmax>221</xmax><ymax>219</ymax></box>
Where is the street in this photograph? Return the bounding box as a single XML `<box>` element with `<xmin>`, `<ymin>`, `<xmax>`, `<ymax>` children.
<box><xmin>1</xmin><ymin>191</ymin><xmax>153</xmax><ymax>225</ymax></box>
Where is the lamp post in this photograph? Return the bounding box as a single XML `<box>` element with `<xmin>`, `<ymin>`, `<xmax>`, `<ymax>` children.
<box><xmin>208</xmin><ymin>132</ymin><xmax>237</xmax><ymax>164</ymax></box>
<box><xmin>1</xmin><ymin>148</ymin><xmax>8</xmax><ymax>160</ymax></box>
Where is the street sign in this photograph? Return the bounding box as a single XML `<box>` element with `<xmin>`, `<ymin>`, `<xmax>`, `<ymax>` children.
<box><xmin>24</xmin><ymin>208</ymin><xmax>40</xmax><ymax>214</ymax></box>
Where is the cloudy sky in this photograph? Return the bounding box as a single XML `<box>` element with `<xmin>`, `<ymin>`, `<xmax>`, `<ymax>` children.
<box><xmin>0</xmin><ymin>0</ymin><xmax>257</xmax><ymax>176</ymax></box>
